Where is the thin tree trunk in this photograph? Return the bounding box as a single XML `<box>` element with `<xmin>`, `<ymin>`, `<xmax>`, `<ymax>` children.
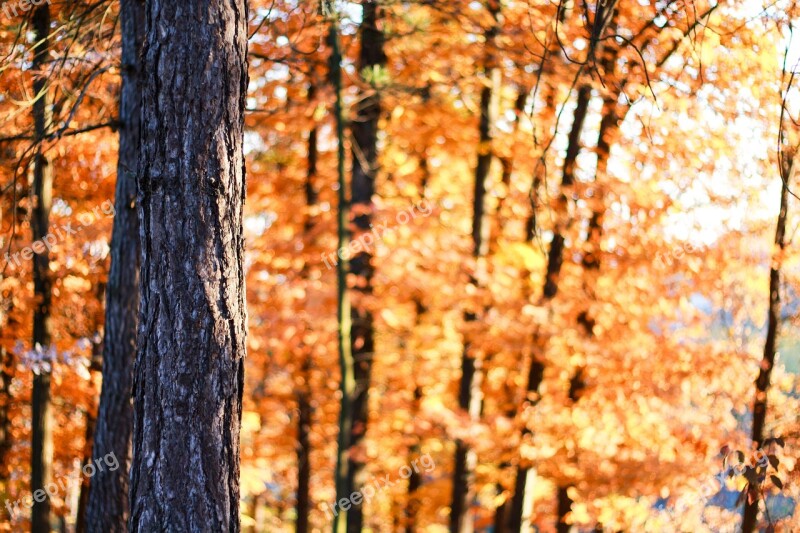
<box><xmin>490</xmin><ymin>89</ymin><xmax>528</xmax><ymax>253</ymax></box>
<box><xmin>130</xmin><ymin>1</ymin><xmax>248</xmax><ymax>530</ymax></box>
<box><xmin>555</xmin><ymin>83</ymin><xmax>621</xmax><ymax>533</ymax></box>
<box><xmin>85</xmin><ymin>1</ymin><xmax>144</xmax><ymax>530</ymax></box>
<box><xmin>451</xmin><ymin>3</ymin><xmax>500</xmax><ymax>532</ymax></box>
<box><xmin>0</xmin><ymin>346</ymin><xmax>12</xmax><ymax>492</ymax></box>
<box><xmin>296</xmin><ymin>382</ymin><xmax>312</xmax><ymax>533</ymax></box>
<box><xmin>329</xmin><ymin>7</ymin><xmax>355</xmax><ymax>532</ymax></box>
<box><xmin>491</xmin><ymin>88</ymin><xmax>528</xmax><ymax>533</ymax></box>
<box><xmin>504</xmin><ymin>84</ymin><xmax>591</xmax><ymax>533</ymax></box>
<box><xmin>741</xmin><ymin>151</ymin><xmax>794</xmax><ymax>533</ymax></box>
<box><xmin>405</xmin><ymin>299</ymin><xmax>426</xmax><ymax>533</ymax></box>
<box><xmin>345</xmin><ymin>3</ymin><xmax>385</xmax><ymax>532</ymax></box>
<box><xmin>30</xmin><ymin>4</ymin><xmax>54</xmax><ymax>531</ymax></box>
<box><xmin>295</xmin><ymin>83</ymin><xmax>319</xmax><ymax>533</ymax></box>
<box><xmin>76</xmin><ymin>329</ymin><xmax>103</xmax><ymax>533</ymax></box>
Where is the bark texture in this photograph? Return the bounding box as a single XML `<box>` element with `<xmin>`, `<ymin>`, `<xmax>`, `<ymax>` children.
<box><xmin>85</xmin><ymin>1</ymin><xmax>144</xmax><ymax>530</ymax></box>
<box><xmin>346</xmin><ymin>3</ymin><xmax>384</xmax><ymax>531</ymax></box>
<box><xmin>130</xmin><ymin>1</ymin><xmax>248</xmax><ymax>531</ymax></box>
<box><xmin>30</xmin><ymin>4</ymin><xmax>55</xmax><ymax>531</ymax></box>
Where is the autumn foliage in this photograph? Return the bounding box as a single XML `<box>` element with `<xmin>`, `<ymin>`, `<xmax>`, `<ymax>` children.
<box><xmin>2</xmin><ymin>0</ymin><xmax>800</xmax><ymax>531</ymax></box>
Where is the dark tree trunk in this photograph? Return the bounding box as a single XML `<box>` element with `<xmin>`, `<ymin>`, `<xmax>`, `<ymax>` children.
<box><xmin>0</xmin><ymin>346</ymin><xmax>13</xmax><ymax>492</ymax></box>
<box><xmin>345</xmin><ymin>3</ymin><xmax>384</xmax><ymax>532</ymax></box>
<box><xmin>296</xmin><ymin>382</ymin><xmax>312</xmax><ymax>533</ymax></box>
<box><xmin>451</xmin><ymin>3</ymin><xmax>500</xmax><ymax>532</ymax></box>
<box><xmin>130</xmin><ymin>1</ymin><xmax>248</xmax><ymax>531</ymax></box>
<box><xmin>742</xmin><ymin>152</ymin><xmax>793</xmax><ymax>533</ymax></box>
<box><xmin>405</xmin><ymin>299</ymin><xmax>426</xmax><ymax>533</ymax></box>
<box><xmin>491</xmin><ymin>88</ymin><xmax>528</xmax><ymax>532</ymax></box>
<box><xmin>30</xmin><ymin>4</ymin><xmax>54</xmax><ymax>531</ymax></box>
<box><xmin>504</xmin><ymin>84</ymin><xmax>591</xmax><ymax>533</ymax></box>
<box><xmin>490</xmin><ymin>89</ymin><xmax>527</xmax><ymax>253</ymax></box>
<box><xmin>295</xmin><ymin>84</ymin><xmax>318</xmax><ymax>533</ymax></box>
<box><xmin>85</xmin><ymin>1</ymin><xmax>144</xmax><ymax>530</ymax></box>
<box><xmin>556</xmin><ymin>488</ymin><xmax>572</xmax><ymax>533</ymax></box>
<box><xmin>76</xmin><ymin>330</ymin><xmax>103</xmax><ymax>533</ymax></box>
<box><xmin>329</xmin><ymin>9</ymin><xmax>354</xmax><ymax>533</ymax></box>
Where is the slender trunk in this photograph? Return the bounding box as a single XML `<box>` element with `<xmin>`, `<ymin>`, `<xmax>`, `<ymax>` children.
<box><xmin>491</xmin><ymin>88</ymin><xmax>528</xmax><ymax>532</ymax></box>
<box><xmin>295</xmin><ymin>84</ymin><xmax>319</xmax><ymax>533</ymax></box>
<box><xmin>296</xmin><ymin>382</ymin><xmax>312</xmax><ymax>533</ymax></box>
<box><xmin>525</xmin><ymin>86</ymin><xmax>557</xmax><ymax>243</ymax></box>
<box><xmin>85</xmin><ymin>1</ymin><xmax>144</xmax><ymax>530</ymax></box>
<box><xmin>741</xmin><ymin>152</ymin><xmax>794</xmax><ymax>532</ymax></box>
<box><xmin>295</xmin><ymin>386</ymin><xmax>313</xmax><ymax>533</ymax></box>
<box><xmin>451</xmin><ymin>3</ymin><xmax>500</xmax><ymax>532</ymax></box>
<box><xmin>555</xmin><ymin>488</ymin><xmax>572</xmax><ymax>533</ymax></box>
<box><xmin>30</xmin><ymin>4</ymin><xmax>54</xmax><ymax>531</ymax></box>
<box><xmin>405</xmin><ymin>299</ymin><xmax>426</xmax><ymax>533</ymax></box>
<box><xmin>555</xmin><ymin>88</ymin><xmax>619</xmax><ymax>533</ymax></box>
<box><xmin>345</xmin><ymin>3</ymin><xmax>385</xmax><ymax>532</ymax></box>
<box><xmin>490</xmin><ymin>89</ymin><xmax>528</xmax><ymax>252</ymax></box>
<box><xmin>130</xmin><ymin>1</ymin><xmax>248</xmax><ymax>530</ymax></box>
<box><xmin>329</xmin><ymin>8</ymin><xmax>355</xmax><ymax>533</ymax></box>
<box><xmin>76</xmin><ymin>330</ymin><xmax>103</xmax><ymax>533</ymax></box>
<box><xmin>0</xmin><ymin>346</ymin><xmax>12</xmax><ymax>491</ymax></box>
<box><xmin>504</xmin><ymin>84</ymin><xmax>591</xmax><ymax>533</ymax></box>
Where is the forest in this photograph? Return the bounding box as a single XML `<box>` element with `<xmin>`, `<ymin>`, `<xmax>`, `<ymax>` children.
<box><xmin>1</xmin><ymin>0</ymin><xmax>800</xmax><ymax>531</ymax></box>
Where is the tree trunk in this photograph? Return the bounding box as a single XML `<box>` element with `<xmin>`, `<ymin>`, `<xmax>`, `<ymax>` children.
<box><xmin>130</xmin><ymin>1</ymin><xmax>248</xmax><ymax>531</ymax></box>
<box><xmin>30</xmin><ymin>4</ymin><xmax>54</xmax><ymax>531</ymax></box>
<box><xmin>76</xmin><ymin>330</ymin><xmax>103</xmax><ymax>533</ymax></box>
<box><xmin>0</xmin><ymin>346</ymin><xmax>13</xmax><ymax>492</ymax></box>
<box><xmin>490</xmin><ymin>89</ymin><xmax>527</xmax><ymax>253</ymax></box>
<box><xmin>296</xmin><ymin>382</ymin><xmax>312</xmax><ymax>533</ymax></box>
<box><xmin>451</xmin><ymin>3</ymin><xmax>500</xmax><ymax>532</ymax></box>
<box><xmin>85</xmin><ymin>1</ymin><xmax>144</xmax><ymax>530</ymax></box>
<box><xmin>405</xmin><ymin>299</ymin><xmax>426</xmax><ymax>533</ymax></box>
<box><xmin>329</xmin><ymin>8</ymin><xmax>355</xmax><ymax>532</ymax></box>
<box><xmin>491</xmin><ymin>88</ymin><xmax>528</xmax><ymax>532</ymax></box>
<box><xmin>741</xmin><ymin>151</ymin><xmax>794</xmax><ymax>533</ymax></box>
<box><xmin>504</xmin><ymin>84</ymin><xmax>591</xmax><ymax>533</ymax></box>
<box><xmin>295</xmin><ymin>84</ymin><xmax>318</xmax><ymax>533</ymax></box>
<box><xmin>345</xmin><ymin>3</ymin><xmax>384</xmax><ymax>532</ymax></box>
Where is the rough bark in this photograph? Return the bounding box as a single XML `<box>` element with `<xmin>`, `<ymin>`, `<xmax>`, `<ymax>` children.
<box><xmin>130</xmin><ymin>1</ymin><xmax>248</xmax><ymax>531</ymax></box>
<box><xmin>504</xmin><ymin>84</ymin><xmax>591</xmax><ymax>533</ymax></box>
<box><xmin>30</xmin><ymin>4</ymin><xmax>55</xmax><ymax>531</ymax></box>
<box><xmin>742</xmin><ymin>152</ymin><xmax>794</xmax><ymax>533</ymax></box>
<box><xmin>346</xmin><ymin>3</ymin><xmax>384</xmax><ymax>531</ymax></box>
<box><xmin>85</xmin><ymin>1</ymin><xmax>144</xmax><ymax>530</ymax></box>
<box><xmin>451</xmin><ymin>3</ymin><xmax>499</xmax><ymax>532</ymax></box>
